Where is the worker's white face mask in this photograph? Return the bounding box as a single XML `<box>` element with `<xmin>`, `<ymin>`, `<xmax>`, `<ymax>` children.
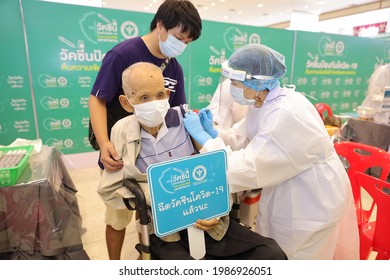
<box><xmin>230</xmin><ymin>84</ymin><xmax>255</xmax><ymax>106</ymax></box>
<box><xmin>127</xmin><ymin>97</ymin><xmax>170</xmax><ymax>127</ymax></box>
<box><xmin>159</xmin><ymin>34</ymin><xmax>187</xmax><ymax>58</ymax></box>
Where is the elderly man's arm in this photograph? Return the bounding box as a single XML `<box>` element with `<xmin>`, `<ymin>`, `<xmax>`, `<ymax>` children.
<box><xmin>194</xmin><ymin>215</ymin><xmax>230</xmax><ymax>241</ymax></box>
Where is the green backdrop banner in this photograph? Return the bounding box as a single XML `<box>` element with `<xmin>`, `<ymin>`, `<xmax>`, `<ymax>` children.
<box><xmin>292</xmin><ymin>31</ymin><xmax>390</xmax><ymax>114</ymax></box>
<box><xmin>0</xmin><ymin>0</ymin><xmax>37</xmax><ymax>145</ymax></box>
<box><xmin>22</xmin><ymin>0</ymin><xmax>152</xmax><ymax>153</ymax></box>
<box><xmin>1</xmin><ymin>0</ymin><xmax>389</xmax><ymax>154</ymax></box>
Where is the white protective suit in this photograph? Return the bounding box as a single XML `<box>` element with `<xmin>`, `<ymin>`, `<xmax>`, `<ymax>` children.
<box><xmin>200</xmin><ymin>86</ymin><xmax>360</xmax><ymax>260</ymax></box>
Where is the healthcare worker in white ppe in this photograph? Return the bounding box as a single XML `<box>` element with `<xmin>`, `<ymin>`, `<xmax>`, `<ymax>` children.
<box><xmin>183</xmin><ymin>44</ymin><xmax>359</xmax><ymax>260</ymax></box>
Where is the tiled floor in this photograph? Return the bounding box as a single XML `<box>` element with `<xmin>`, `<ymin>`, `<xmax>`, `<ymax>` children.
<box><xmin>68</xmin><ymin>166</ymin><xmax>139</xmax><ymax>260</ymax></box>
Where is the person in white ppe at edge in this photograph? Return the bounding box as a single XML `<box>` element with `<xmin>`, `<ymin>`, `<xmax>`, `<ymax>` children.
<box><xmin>183</xmin><ymin>43</ymin><xmax>360</xmax><ymax>260</ymax></box>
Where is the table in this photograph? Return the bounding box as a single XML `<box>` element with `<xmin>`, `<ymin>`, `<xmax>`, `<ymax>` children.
<box><xmin>340</xmin><ymin>118</ymin><xmax>390</xmax><ymax>152</ymax></box>
<box><xmin>0</xmin><ymin>146</ymin><xmax>89</xmax><ymax>260</ymax></box>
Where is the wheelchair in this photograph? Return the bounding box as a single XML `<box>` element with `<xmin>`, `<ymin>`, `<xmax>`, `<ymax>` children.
<box><xmin>122</xmin><ymin>178</ymin><xmax>152</xmax><ymax>260</ymax></box>
<box><xmin>122</xmin><ymin>178</ymin><xmax>263</xmax><ymax>260</ymax></box>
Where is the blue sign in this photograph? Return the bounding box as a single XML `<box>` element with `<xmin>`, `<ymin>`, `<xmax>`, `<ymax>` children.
<box><xmin>147</xmin><ymin>150</ymin><xmax>230</xmax><ymax>237</ymax></box>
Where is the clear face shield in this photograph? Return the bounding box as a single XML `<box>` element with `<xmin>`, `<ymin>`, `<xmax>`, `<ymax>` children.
<box><xmin>211</xmin><ymin>75</ymin><xmax>233</xmax><ymax>128</ymax></box>
<box><xmin>219</xmin><ymin>59</ymin><xmax>275</xmax><ymax>101</ymax></box>
<box><xmin>212</xmin><ymin>61</ymin><xmax>274</xmax><ymax>127</ymax></box>
<box><xmin>221</xmin><ymin>60</ymin><xmax>274</xmax><ymax>82</ymax></box>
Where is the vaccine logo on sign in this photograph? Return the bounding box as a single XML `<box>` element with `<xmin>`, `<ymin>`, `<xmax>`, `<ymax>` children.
<box><xmin>158</xmin><ymin>167</ymin><xmax>191</xmax><ymax>194</ymax></box>
<box><xmin>193</xmin><ymin>165</ymin><xmax>207</xmax><ymax>181</ymax></box>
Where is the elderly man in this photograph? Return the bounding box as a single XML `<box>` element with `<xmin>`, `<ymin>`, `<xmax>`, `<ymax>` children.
<box><xmin>97</xmin><ymin>62</ymin><xmax>287</xmax><ymax>260</ymax></box>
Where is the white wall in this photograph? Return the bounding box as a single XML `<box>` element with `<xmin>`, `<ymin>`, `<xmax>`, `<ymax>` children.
<box><xmin>317</xmin><ymin>8</ymin><xmax>390</xmax><ymax>36</ymax></box>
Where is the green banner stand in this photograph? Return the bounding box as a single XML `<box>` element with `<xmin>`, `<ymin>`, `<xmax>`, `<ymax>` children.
<box><xmin>0</xmin><ymin>0</ymin><xmax>37</xmax><ymax>145</ymax></box>
<box><xmin>292</xmin><ymin>31</ymin><xmax>390</xmax><ymax>114</ymax></box>
<box><xmin>2</xmin><ymin>0</ymin><xmax>390</xmax><ymax>153</ymax></box>
<box><xmin>22</xmin><ymin>0</ymin><xmax>152</xmax><ymax>153</ymax></box>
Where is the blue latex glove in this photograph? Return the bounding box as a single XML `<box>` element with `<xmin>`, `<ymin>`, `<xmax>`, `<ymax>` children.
<box><xmin>198</xmin><ymin>108</ymin><xmax>218</xmax><ymax>139</ymax></box>
<box><xmin>183</xmin><ymin>110</ymin><xmax>212</xmax><ymax>146</ymax></box>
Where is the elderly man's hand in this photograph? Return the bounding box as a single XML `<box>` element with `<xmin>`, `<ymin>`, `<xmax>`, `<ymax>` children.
<box><xmin>100</xmin><ymin>141</ymin><xmax>123</xmax><ymax>172</ymax></box>
<box><xmin>194</xmin><ymin>218</ymin><xmax>220</xmax><ymax>231</ymax></box>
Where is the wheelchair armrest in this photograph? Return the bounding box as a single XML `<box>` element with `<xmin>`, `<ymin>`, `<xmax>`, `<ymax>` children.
<box><xmin>122</xmin><ymin>178</ymin><xmax>149</xmax><ymax>226</ymax></box>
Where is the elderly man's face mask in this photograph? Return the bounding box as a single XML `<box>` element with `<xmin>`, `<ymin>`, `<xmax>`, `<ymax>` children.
<box><xmin>126</xmin><ymin>82</ymin><xmax>170</xmax><ymax>128</ymax></box>
<box><xmin>127</xmin><ymin>96</ymin><xmax>170</xmax><ymax>127</ymax></box>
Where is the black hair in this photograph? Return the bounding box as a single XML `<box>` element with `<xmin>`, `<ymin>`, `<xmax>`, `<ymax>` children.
<box><xmin>150</xmin><ymin>0</ymin><xmax>202</xmax><ymax>41</ymax></box>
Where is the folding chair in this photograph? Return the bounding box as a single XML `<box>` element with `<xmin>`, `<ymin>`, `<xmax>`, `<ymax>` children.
<box><xmin>354</xmin><ymin>172</ymin><xmax>390</xmax><ymax>260</ymax></box>
<box><xmin>315</xmin><ymin>102</ymin><xmax>333</xmax><ymax>119</ymax></box>
<box><xmin>333</xmin><ymin>141</ymin><xmax>390</xmax><ymax>229</ymax></box>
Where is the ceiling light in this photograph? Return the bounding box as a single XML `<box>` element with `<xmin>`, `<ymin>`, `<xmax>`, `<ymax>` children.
<box><xmin>257</xmin><ymin>3</ymin><xmax>263</xmax><ymax>8</ymax></box>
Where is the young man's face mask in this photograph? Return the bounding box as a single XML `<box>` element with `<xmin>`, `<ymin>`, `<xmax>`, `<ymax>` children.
<box><xmin>159</xmin><ymin>34</ymin><xmax>187</xmax><ymax>58</ymax></box>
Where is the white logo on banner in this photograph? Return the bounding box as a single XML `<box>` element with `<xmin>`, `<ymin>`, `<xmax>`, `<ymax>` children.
<box><xmin>45</xmin><ymin>138</ymin><xmax>74</xmax><ymax>149</ymax></box>
<box><xmin>121</xmin><ymin>21</ymin><xmax>138</xmax><ymax>39</ymax></box>
<box><xmin>223</xmin><ymin>26</ymin><xmax>261</xmax><ymax>52</ymax></box>
<box><xmin>194</xmin><ymin>75</ymin><xmax>213</xmax><ymax>86</ymax></box>
<box><xmin>79</xmin><ymin>12</ymin><xmax>119</xmax><ymax>44</ymax></box>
